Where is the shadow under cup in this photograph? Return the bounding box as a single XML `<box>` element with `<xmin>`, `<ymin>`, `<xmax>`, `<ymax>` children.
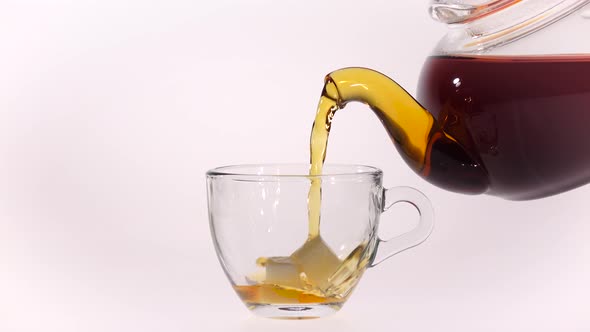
<box><xmin>207</xmin><ymin>164</ymin><xmax>433</xmax><ymax>319</ymax></box>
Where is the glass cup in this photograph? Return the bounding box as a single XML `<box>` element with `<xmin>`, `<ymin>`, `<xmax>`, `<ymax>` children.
<box><xmin>206</xmin><ymin>164</ymin><xmax>434</xmax><ymax>319</ymax></box>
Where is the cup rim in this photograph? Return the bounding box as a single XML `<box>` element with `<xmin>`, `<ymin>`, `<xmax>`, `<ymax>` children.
<box><xmin>206</xmin><ymin>163</ymin><xmax>383</xmax><ymax>179</ymax></box>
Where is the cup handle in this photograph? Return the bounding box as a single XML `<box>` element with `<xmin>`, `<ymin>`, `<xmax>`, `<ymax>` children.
<box><xmin>370</xmin><ymin>186</ymin><xmax>434</xmax><ymax>267</ymax></box>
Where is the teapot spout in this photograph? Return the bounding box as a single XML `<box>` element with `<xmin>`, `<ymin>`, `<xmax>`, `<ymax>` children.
<box><xmin>323</xmin><ymin>67</ymin><xmax>490</xmax><ymax>195</ymax></box>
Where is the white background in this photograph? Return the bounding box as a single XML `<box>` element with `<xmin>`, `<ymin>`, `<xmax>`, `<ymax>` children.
<box><xmin>1</xmin><ymin>1</ymin><xmax>590</xmax><ymax>331</ymax></box>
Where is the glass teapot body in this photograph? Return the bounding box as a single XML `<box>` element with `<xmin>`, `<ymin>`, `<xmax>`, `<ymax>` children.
<box><xmin>417</xmin><ymin>0</ymin><xmax>590</xmax><ymax>199</ymax></box>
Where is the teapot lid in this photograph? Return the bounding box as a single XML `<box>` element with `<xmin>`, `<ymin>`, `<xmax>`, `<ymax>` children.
<box><xmin>429</xmin><ymin>0</ymin><xmax>520</xmax><ymax>24</ymax></box>
<box><xmin>430</xmin><ymin>0</ymin><xmax>590</xmax><ymax>54</ymax></box>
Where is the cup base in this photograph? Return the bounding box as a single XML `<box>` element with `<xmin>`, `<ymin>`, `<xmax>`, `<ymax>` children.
<box><xmin>248</xmin><ymin>303</ymin><xmax>343</xmax><ymax>319</ymax></box>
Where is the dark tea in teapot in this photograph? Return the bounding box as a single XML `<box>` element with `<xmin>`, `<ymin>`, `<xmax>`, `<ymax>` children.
<box><xmin>310</xmin><ymin>55</ymin><xmax>590</xmax><ymax>200</ymax></box>
<box><xmin>419</xmin><ymin>55</ymin><xmax>590</xmax><ymax>200</ymax></box>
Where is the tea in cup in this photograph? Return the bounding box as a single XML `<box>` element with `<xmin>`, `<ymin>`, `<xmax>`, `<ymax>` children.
<box><xmin>207</xmin><ymin>164</ymin><xmax>434</xmax><ymax>319</ymax></box>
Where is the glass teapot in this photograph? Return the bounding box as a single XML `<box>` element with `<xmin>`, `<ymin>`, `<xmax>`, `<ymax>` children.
<box><xmin>321</xmin><ymin>0</ymin><xmax>590</xmax><ymax>200</ymax></box>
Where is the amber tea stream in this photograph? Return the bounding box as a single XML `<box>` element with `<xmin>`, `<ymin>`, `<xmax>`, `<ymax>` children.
<box><xmin>236</xmin><ymin>66</ymin><xmax>484</xmax><ymax>308</ymax></box>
